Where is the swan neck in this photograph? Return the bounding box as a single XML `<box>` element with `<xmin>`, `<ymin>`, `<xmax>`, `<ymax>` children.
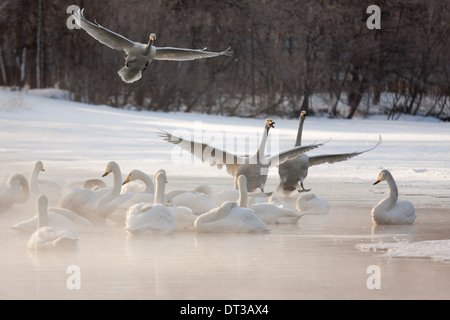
<box><xmin>139</xmin><ymin>172</ymin><xmax>155</xmax><ymax>193</ymax></box>
<box><xmin>256</xmin><ymin>127</ymin><xmax>270</xmax><ymax>162</ymax></box>
<box><xmin>30</xmin><ymin>166</ymin><xmax>40</xmax><ymax>193</ymax></box>
<box><xmin>10</xmin><ymin>175</ymin><xmax>30</xmax><ymax>204</ymax></box>
<box><xmin>154</xmin><ymin>178</ymin><xmax>166</xmax><ymax>205</ymax></box>
<box><xmin>386</xmin><ymin>175</ymin><xmax>398</xmax><ymax>206</ymax></box>
<box><xmin>294</xmin><ymin>115</ymin><xmax>306</xmax><ymax>147</ymax></box>
<box><xmin>238</xmin><ymin>181</ymin><xmax>249</xmax><ymax>208</ymax></box>
<box><xmin>96</xmin><ymin>164</ymin><xmax>122</xmax><ymax>213</ymax></box>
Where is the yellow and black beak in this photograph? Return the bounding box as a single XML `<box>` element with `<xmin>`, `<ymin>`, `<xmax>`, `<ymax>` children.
<box><xmin>373</xmin><ymin>179</ymin><xmax>381</xmax><ymax>185</ymax></box>
<box><xmin>269</xmin><ymin>120</ymin><xmax>275</xmax><ymax>128</ymax></box>
<box><xmin>102</xmin><ymin>170</ymin><xmax>110</xmax><ymax>178</ymax></box>
<box><xmin>122</xmin><ymin>175</ymin><xmax>131</xmax><ymax>185</ymax></box>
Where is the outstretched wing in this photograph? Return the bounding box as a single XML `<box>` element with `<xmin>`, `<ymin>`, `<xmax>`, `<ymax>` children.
<box><xmin>309</xmin><ymin>135</ymin><xmax>382</xmax><ymax>167</ymax></box>
<box><xmin>157</xmin><ymin>129</ymin><xmax>243</xmax><ymax>176</ymax></box>
<box><xmin>73</xmin><ymin>8</ymin><xmax>135</xmax><ymax>53</ymax></box>
<box><xmin>267</xmin><ymin>142</ymin><xmax>325</xmax><ymax>166</ymax></box>
<box><xmin>155</xmin><ymin>47</ymin><xmax>233</xmax><ymax>61</ymax></box>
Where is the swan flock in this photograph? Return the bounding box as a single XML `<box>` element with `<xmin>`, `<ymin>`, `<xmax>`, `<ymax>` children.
<box><xmin>0</xmin><ymin>9</ymin><xmax>421</xmax><ymax>255</ymax></box>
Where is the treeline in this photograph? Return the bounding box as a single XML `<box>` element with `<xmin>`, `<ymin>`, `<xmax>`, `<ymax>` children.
<box><xmin>0</xmin><ymin>0</ymin><xmax>449</xmax><ymax>120</ymax></box>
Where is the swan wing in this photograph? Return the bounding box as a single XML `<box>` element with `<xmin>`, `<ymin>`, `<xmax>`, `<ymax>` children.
<box><xmin>267</xmin><ymin>143</ymin><xmax>324</xmax><ymax>166</ymax></box>
<box><xmin>309</xmin><ymin>135</ymin><xmax>382</xmax><ymax>167</ymax></box>
<box><xmin>154</xmin><ymin>47</ymin><xmax>233</xmax><ymax>61</ymax></box>
<box><xmin>157</xmin><ymin>129</ymin><xmax>244</xmax><ymax>176</ymax></box>
<box><xmin>73</xmin><ymin>9</ymin><xmax>135</xmax><ymax>53</ymax></box>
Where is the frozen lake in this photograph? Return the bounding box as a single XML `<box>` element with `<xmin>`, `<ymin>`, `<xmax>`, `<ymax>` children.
<box><xmin>0</xmin><ymin>88</ymin><xmax>449</xmax><ymax>300</ymax></box>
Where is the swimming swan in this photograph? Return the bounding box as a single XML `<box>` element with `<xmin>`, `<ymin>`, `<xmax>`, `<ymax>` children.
<box><xmin>0</xmin><ymin>174</ymin><xmax>30</xmax><ymax>213</ymax></box>
<box><xmin>72</xmin><ymin>9</ymin><xmax>233</xmax><ymax>83</ymax></box>
<box><xmin>158</xmin><ymin>119</ymin><xmax>324</xmax><ymax>193</ymax></box>
<box><xmin>296</xmin><ymin>193</ymin><xmax>329</xmax><ymax>215</ymax></box>
<box><xmin>371</xmin><ymin>170</ymin><xmax>416</xmax><ymax>225</ymax></box>
<box><xmin>237</xmin><ymin>175</ymin><xmax>303</xmax><ymax>224</ymax></box>
<box><xmin>27</xmin><ymin>195</ymin><xmax>78</xmax><ymax>251</ymax></box>
<box><xmin>278</xmin><ymin>111</ymin><xmax>382</xmax><ymax>194</ymax></box>
<box><xmin>121</xmin><ymin>169</ymin><xmax>155</xmax><ymax>194</ymax></box>
<box><xmin>29</xmin><ymin>161</ymin><xmax>63</xmax><ymax>205</ymax></box>
<box><xmin>194</xmin><ymin>201</ymin><xmax>270</xmax><ymax>233</ymax></box>
<box><xmin>125</xmin><ymin>170</ymin><xmax>178</xmax><ymax>236</ymax></box>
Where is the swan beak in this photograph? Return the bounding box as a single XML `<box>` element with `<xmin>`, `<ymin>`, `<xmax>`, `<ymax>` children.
<box><xmin>269</xmin><ymin>120</ymin><xmax>275</xmax><ymax>128</ymax></box>
<box><xmin>150</xmin><ymin>33</ymin><xmax>156</xmax><ymax>41</ymax></box>
<box><xmin>102</xmin><ymin>170</ymin><xmax>110</xmax><ymax>178</ymax></box>
<box><xmin>373</xmin><ymin>179</ymin><xmax>381</xmax><ymax>185</ymax></box>
<box><xmin>122</xmin><ymin>176</ymin><xmax>130</xmax><ymax>185</ymax></box>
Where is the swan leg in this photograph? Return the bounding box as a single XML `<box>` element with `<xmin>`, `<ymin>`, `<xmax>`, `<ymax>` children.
<box><xmin>297</xmin><ymin>182</ymin><xmax>311</xmax><ymax>193</ymax></box>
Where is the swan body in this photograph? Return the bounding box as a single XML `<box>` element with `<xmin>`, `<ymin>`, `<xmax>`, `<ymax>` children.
<box><xmin>237</xmin><ymin>175</ymin><xmax>303</xmax><ymax>224</ymax></box>
<box><xmin>0</xmin><ymin>174</ymin><xmax>30</xmax><ymax>213</ymax></box>
<box><xmin>296</xmin><ymin>193</ymin><xmax>329</xmax><ymax>215</ymax></box>
<box><xmin>371</xmin><ymin>170</ymin><xmax>416</xmax><ymax>225</ymax></box>
<box><xmin>73</xmin><ymin>9</ymin><xmax>233</xmax><ymax>83</ymax></box>
<box><xmin>171</xmin><ymin>191</ymin><xmax>217</xmax><ymax>215</ymax></box>
<box><xmin>12</xmin><ymin>204</ymin><xmax>93</xmax><ymax>233</ymax></box>
<box><xmin>125</xmin><ymin>170</ymin><xmax>189</xmax><ymax>235</ymax></box>
<box><xmin>278</xmin><ymin>111</ymin><xmax>382</xmax><ymax>195</ymax></box>
<box><xmin>159</xmin><ymin>119</ymin><xmax>324</xmax><ymax>193</ymax></box>
<box><xmin>29</xmin><ymin>161</ymin><xmax>62</xmax><ymax>205</ymax></box>
<box><xmin>27</xmin><ymin>195</ymin><xmax>78</xmax><ymax>251</ymax></box>
<box><xmin>195</xmin><ymin>201</ymin><xmax>270</xmax><ymax>233</ymax></box>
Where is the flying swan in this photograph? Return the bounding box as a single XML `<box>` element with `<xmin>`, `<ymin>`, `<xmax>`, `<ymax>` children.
<box><xmin>158</xmin><ymin>119</ymin><xmax>324</xmax><ymax>194</ymax></box>
<box><xmin>72</xmin><ymin>9</ymin><xmax>233</xmax><ymax>83</ymax></box>
<box><xmin>278</xmin><ymin>111</ymin><xmax>382</xmax><ymax>194</ymax></box>
<box><xmin>371</xmin><ymin>169</ymin><xmax>416</xmax><ymax>225</ymax></box>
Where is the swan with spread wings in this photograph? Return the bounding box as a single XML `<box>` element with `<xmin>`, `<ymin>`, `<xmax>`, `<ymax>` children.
<box><xmin>158</xmin><ymin>119</ymin><xmax>325</xmax><ymax>194</ymax></box>
<box><xmin>72</xmin><ymin>8</ymin><xmax>233</xmax><ymax>83</ymax></box>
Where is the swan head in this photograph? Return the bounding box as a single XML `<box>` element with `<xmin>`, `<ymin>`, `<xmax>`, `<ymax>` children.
<box><xmin>300</xmin><ymin>111</ymin><xmax>307</xmax><ymax>119</ymax></box>
<box><xmin>264</xmin><ymin>119</ymin><xmax>275</xmax><ymax>130</ymax></box>
<box><xmin>122</xmin><ymin>169</ymin><xmax>142</xmax><ymax>185</ymax></box>
<box><xmin>34</xmin><ymin>161</ymin><xmax>45</xmax><ymax>172</ymax></box>
<box><xmin>102</xmin><ymin>161</ymin><xmax>119</xmax><ymax>177</ymax></box>
<box><xmin>148</xmin><ymin>33</ymin><xmax>156</xmax><ymax>46</ymax></box>
<box><xmin>155</xmin><ymin>169</ymin><xmax>168</xmax><ymax>184</ymax></box>
<box><xmin>373</xmin><ymin>169</ymin><xmax>392</xmax><ymax>185</ymax></box>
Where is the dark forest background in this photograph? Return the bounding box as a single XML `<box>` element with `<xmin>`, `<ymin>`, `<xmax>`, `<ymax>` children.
<box><xmin>1</xmin><ymin>0</ymin><xmax>449</xmax><ymax>120</ymax></box>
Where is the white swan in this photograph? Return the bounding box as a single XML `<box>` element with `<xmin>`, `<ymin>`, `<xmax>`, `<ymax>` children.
<box><xmin>125</xmin><ymin>171</ymin><xmax>178</xmax><ymax>236</ymax></box>
<box><xmin>12</xmin><ymin>204</ymin><xmax>93</xmax><ymax>234</ymax></box>
<box><xmin>0</xmin><ymin>174</ymin><xmax>30</xmax><ymax>213</ymax></box>
<box><xmin>195</xmin><ymin>200</ymin><xmax>270</xmax><ymax>233</ymax></box>
<box><xmin>237</xmin><ymin>175</ymin><xmax>303</xmax><ymax>224</ymax></box>
<box><xmin>72</xmin><ymin>9</ymin><xmax>233</xmax><ymax>83</ymax></box>
<box><xmin>27</xmin><ymin>195</ymin><xmax>78</xmax><ymax>251</ymax></box>
<box><xmin>60</xmin><ymin>161</ymin><xmax>132</xmax><ymax>223</ymax></box>
<box><xmin>371</xmin><ymin>170</ymin><xmax>416</xmax><ymax>225</ymax></box>
<box><xmin>29</xmin><ymin>161</ymin><xmax>63</xmax><ymax>205</ymax></box>
<box><xmin>278</xmin><ymin>111</ymin><xmax>382</xmax><ymax>195</ymax></box>
<box><xmin>121</xmin><ymin>169</ymin><xmax>155</xmax><ymax>194</ymax></box>
<box><xmin>159</xmin><ymin>119</ymin><xmax>324</xmax><ymax>193</ymax></box>
<box><xmin>169</xmin><ymin>188</ymin><xmax>217</xmax><ymax>215</ymax></box>
<box><xmin>109</xmin><ymin>169</ymin><xmax>173</xmax><ymax>225</ymax></box>
<box><xmin>296</xmin><ymin>193</ymin><xmax>329</xmax><ymax>215</ymax></box>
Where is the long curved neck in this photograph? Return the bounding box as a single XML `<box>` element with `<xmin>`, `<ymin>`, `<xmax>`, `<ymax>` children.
<box><xmin>385</xmin><ymin>173</ymin><xmax>398</xmax><ymax>207</ymax></box>
<box><xmin>154</xmin><ymin>177</ymin><xmax>166</xmax><ymax>205</ymax></box>
<box><xmin>30</xmin><ymin>165</ymin><xmax>41</xmax><ymax>193</ymax></box>
<box><xmin>238</xmin><ymin>180</ymin><xmax>249</xmax><ymax>208</ymax></box>
<box><xmin>9</xmin><ymin>175</ymin><xmax>30</xmax><ymax>204</ymax></box>
<box><xmin>137</xmin><ymin>171</ymin><xmax>154</xmax><ymax>194</ymax></box>
<box><xmin>96</xmin><ymin>165</ymin><xmax>122</xmax><ymax>213</ymax></box>
<box><xmin>294</xmin><ymin>115</ymin><xmax>306</xmax><ymax>147</ymax></box>
<box><xmin>256</xmin><ymin>127</ymin><xmax>270</xmax><ymax>163</ymax></box>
